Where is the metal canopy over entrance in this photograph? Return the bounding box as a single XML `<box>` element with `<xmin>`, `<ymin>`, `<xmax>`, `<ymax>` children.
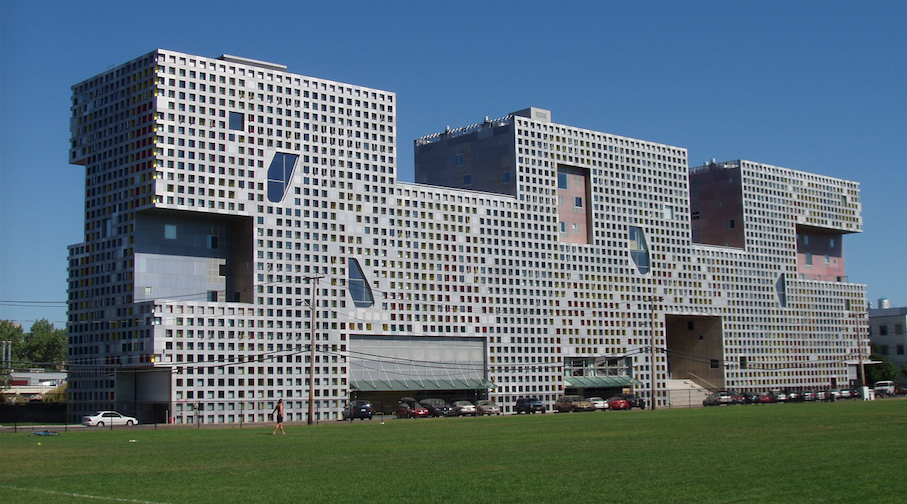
<box><xmin>351</xmin><ymin>378</ymin><xmax>495</xmax><ymax>392</ymax></box>
<box><xmin>563</xmin><ymin>376</ymin><xmax>641</xmax><ymax>388</ymax></box>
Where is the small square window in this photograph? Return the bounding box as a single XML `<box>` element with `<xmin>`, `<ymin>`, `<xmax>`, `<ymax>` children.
<box><xmin>165</xmin><ymin>225</ymin><xmax>177</xmax><ymax>239</ymax></box>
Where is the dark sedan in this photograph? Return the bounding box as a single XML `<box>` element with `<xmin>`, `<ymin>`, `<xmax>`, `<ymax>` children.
<box><xmin>419</xmin><ymin>398</ymin><xmax>451</xmax><ymax>417</ymax></box>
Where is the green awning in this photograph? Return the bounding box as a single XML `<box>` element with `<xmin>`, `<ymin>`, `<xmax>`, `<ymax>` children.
<box><xmin>563</xmin><ymin>376</ymin><xmax>641</xmax><ymax>388</ymax></box>
<box><xmin>351</xmin><ymin>378</ymin><xmax>496</xmax><ymax>392</ymax></box>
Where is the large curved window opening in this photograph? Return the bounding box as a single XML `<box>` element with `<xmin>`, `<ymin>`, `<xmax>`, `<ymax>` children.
<box><xmin>348</xmin><ymin>258</ymin><xmax>374</xmax><ymax>308</ymax></box>
<box><xmin>628</xmin><ymin>226</ymin><xmax>650</xmax><ymax>274</ymax></box>
<box><xmin>775</xmin><ymin>275</ymin><xmax>787</xmax><ymax>307</ymax></box>
<box><xmin>266</xmin><ymin>152</ymin><xmax>299</xmax><ymax>203</ymax></box>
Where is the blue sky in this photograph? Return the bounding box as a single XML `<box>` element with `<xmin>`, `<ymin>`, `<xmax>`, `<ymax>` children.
<box><xmin>1</xmin><ymin>0</ymin><xmax>905</xmax><ymax>327</ymax></box>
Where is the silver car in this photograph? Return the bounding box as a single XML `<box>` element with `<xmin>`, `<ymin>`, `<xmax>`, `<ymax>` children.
<box><xmin>476</xmin><ymin>400</ymin><xmax>501</xmax><ymax>416</ymax></box>
<box><xmin>587</xmin><ymin>396</ymin><xmax>609</xmax><ymax>410</ymax></box>
<box><xmin>450</xmin><ymin>400</ymin><xmax>477</xmax><ymax>416</ymax></box>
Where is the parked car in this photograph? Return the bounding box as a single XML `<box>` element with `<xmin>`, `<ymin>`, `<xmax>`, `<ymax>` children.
<box><xmin>476</xmin><ymin>400</ymin><xmax>501</xmax><ymax>416</ymax></box>
<box><xmin>874</xmin><ymin>381</ymin><xmax>896</xmax><ymax>396</ymax></box>
<box><xmin>703</xmin><ymin>391</ymin><xmax>736</xmax><ymax>407</ymax></box>
<box><xmin>587</xmin><ymin>396</ymin><xmax>609</xmax><ymax>411</ymax></box>
<box><xmin>82</xmin><ymin>411</ymin><xmax>138</xmax><ymax>427</ymax></box>
<box><xmin>450</xmin><ymin>400</ymin><xmax>477</xmax><ymax>416</ymax></box>
<box><xmin>514</xmin><ymin>397</ymin><xmax>546</xmax><ymax>414</ymax></box>
<box><xmin>419</xmin><ymin>398</ymin><xmax>451</xmax><ymax>417</ymax></box>
<box><xmin>618</xmin><ymin>393</ymin><xmax>646</xmax><ymax>409</ymax></box>
<box><xmin>342</xmin><ymin>400</ymin><xmax>374</xmax><ymax>420</ymax></box>
<box><xmin>606</xmin><ymin>396</ymin><xmax>630</xmax><ymax>410</ymax></box>
<box><xmin>754</xmin><ymin>392</ymin><xmax>773</xmax><ymax>403</ymax></box>
<box><xmin>738</xmin><ymin>391</ymin><xmax>761</xmax><ymax>404</ymax></box>
<box><xmin>554</xmin><ymin>395</ymin><xmax>594</xmax><ymax>412</ymax></box>
<box><xmin>396</xmin><ymin>402</ymin><xmax>430</xmax><ymax>418</ymax></box>
<box><xmin>768</xmin><ymin>390</ymin><xmax>788</xmax><ymax>403</ymax></box>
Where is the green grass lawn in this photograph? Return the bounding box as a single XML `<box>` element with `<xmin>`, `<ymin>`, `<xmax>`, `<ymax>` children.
<box><xmin>2</xmin><ymin>400</ymin><xmax>905</xmax><ymax>504</ymax></box>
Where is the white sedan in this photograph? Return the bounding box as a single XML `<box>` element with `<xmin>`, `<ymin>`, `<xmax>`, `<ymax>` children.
<box><xmin>587</xmin><ymin>397</ymin><xmax>610</xmax><ymax>411</ymax></box>
<box><xmin>82</xmin><ymin>411</ymin><xmax>139</xmax><ymax>427</ymax></box>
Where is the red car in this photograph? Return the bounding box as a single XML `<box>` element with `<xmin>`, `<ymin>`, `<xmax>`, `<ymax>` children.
<box><xmin>395</xmin><ymin>403</ymin><xmax>430</xmax><ymax>418</ymax></box>
<box><xmin>606</xmin><ymin>397</ymin><xmax>629</xmax><ymax>410</ymax></box>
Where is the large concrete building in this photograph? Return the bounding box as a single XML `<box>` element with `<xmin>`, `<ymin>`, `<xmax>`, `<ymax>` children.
<box><xmin>868</xmin><ymin>299</ymin><xmax>907</xmax><ymax>386</ymax></box>
<box><xmin>66</xmin><ymin>50</ymin><xmax>867</xmax><ymax>424</ymax></box>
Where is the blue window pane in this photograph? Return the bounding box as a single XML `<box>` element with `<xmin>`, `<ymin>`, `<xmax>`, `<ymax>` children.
<box><xmin>558</xmin><ymin>173</ymin><xmax>567</xmax><ymax>189</ymax></box>
<box><xmin>229</xmin><ymin>112</ymin><xmax>244</xmax><ymax>131</ymax></box>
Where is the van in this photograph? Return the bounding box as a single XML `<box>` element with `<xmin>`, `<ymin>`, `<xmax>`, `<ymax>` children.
<box><xmin>874</xmin><ymin>381</ymin><xmax>895</xmax><ymax>396</ymax></box>
<box><xmin>514</xmin><ymin>397</ymin><xmax>546</xmax><ymax>414</ymax></box>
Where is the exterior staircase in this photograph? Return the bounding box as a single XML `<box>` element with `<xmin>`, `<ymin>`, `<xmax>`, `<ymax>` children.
<box><xmin>666</xmin><ymin>378</ymin><xmax>711</xmax><ymax>408</ymax></box>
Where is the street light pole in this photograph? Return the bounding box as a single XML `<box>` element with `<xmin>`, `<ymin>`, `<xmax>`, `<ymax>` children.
<box><xmin>306</xmin><ymin>275</ymin><xmax>323</xmax><ymax>425</ymax></box>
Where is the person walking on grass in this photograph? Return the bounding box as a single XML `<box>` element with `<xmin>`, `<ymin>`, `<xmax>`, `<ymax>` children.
<box><xmin>271</xmin><ymin>398</ymin><xmax>285</xmax><ymax>435</ymax></box>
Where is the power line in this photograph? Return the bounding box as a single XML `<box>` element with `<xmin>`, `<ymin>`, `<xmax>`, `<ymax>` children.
<box><xmin>0</xmin><ymin>300</ymin><xmax>68</xmax><ymax>306</ymax></box>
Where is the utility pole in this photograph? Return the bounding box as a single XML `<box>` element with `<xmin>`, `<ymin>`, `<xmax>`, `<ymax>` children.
<box><xmin>650</xmin><ymin>295</ymin><xmax>662</xmax><ymax>410</ymax></box>
<box><xmin>853</xmin><ymin>311</ymin><xmax>866</xmax><ymax>387</ymax></box>
<box><xmin>306</xmin><ymin>275</ymin><xmax>324</xmax><ymax>425</ymax></box>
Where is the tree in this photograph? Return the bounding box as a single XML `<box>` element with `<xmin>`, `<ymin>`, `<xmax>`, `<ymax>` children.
<box><xmin>20</xmin><ymin>319</ymin><xmax>67</xmax><ymax>370</ymax></box>
<box><xmin>864</xmin><ymin>343</ymin><xmax>899</xmax><ymax>384</ymax></box>
<box><xmin>0</xmin><ymin>320</ymin><xmax>25</xmax><ymax>388</ymax></box>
